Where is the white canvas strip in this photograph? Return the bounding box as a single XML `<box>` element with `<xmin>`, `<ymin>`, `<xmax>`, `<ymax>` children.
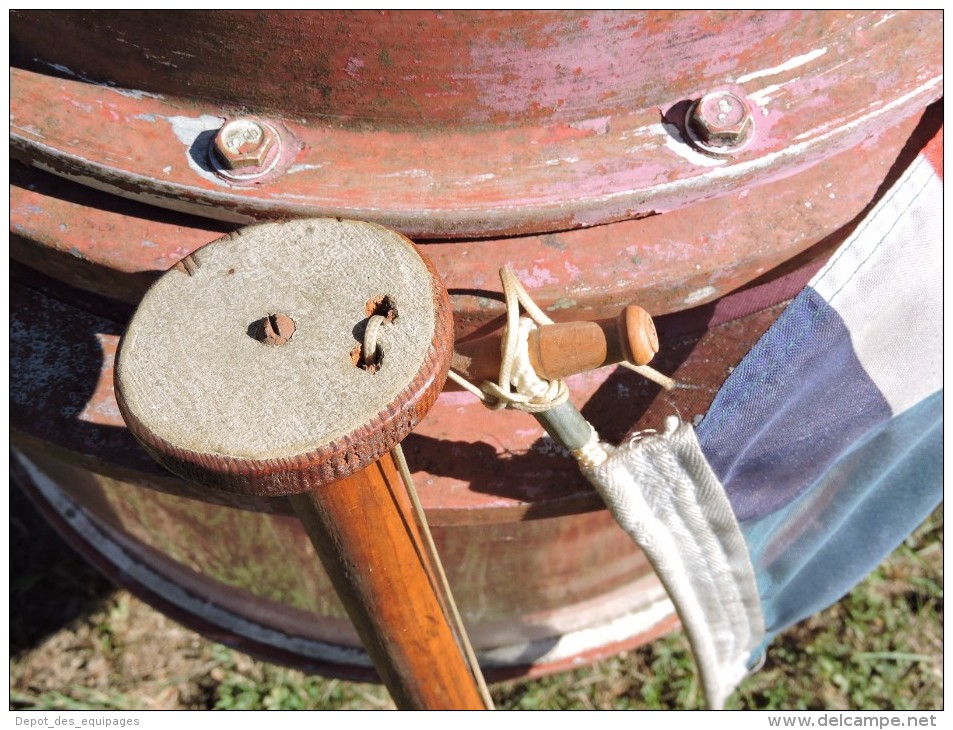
<box><xmin>809</xmin><ymin>156</ymin><xmax>942</xmax><ymax>416</ymax></box>
<box><xmin>581</xmin><ymin>417</ymin><xmax>765</xmax><ymax>709</ymax></box>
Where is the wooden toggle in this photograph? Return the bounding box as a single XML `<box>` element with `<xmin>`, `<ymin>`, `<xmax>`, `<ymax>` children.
<box><xmin>528</xmin><ymin>304</ymin><xmax>658</xmax><ymax>381</ymax></box>
<box><xmin>452</xmin><ymin>304</ymin><xmax>659</xmax><ymax>386</ymax></box>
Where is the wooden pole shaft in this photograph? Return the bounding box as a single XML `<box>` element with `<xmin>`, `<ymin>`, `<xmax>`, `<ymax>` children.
<box><xmin>115</xmin><ymin>220</ymin><xmax>481</xmax><ymax>709</ymax></box>
<box><xmin>288</xmin><ymin>451</ymin><xmax>487</xmax><ymax>710</ymax></box>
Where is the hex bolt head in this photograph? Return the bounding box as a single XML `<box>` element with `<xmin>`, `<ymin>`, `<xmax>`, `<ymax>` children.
<box><xmin>686</xmin><ymin>91</ymin><xmax>754</xmax><ymax>155</ymax></box>
<box><xmin>212</xmin><ymin>118</ymin><xmax>278</xmax><ymax>170</ymax></box>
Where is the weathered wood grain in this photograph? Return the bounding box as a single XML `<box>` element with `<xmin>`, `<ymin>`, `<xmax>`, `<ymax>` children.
<box><xmin>115</xmin><ymin>218</ymin><xmax>453</xmax><ymax>496</ymax></box>
<box><xmin>289</xmin><ymin>453</ymin><xmax>486</xmax><ymax>709</ymax></box>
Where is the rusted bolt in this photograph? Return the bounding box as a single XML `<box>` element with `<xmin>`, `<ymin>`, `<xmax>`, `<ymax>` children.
<box><xmin>212</xmin><ymin>118</ymin><xmax>278</xmax><ymax>171</ymax></box>
<box><xmin>254</xmin><ymin>313</ymin><xmax>296</xmax><ymax>346</ymax></box>
<box><xmin>686</xmin><ymin>91</ymin><xmax>754</xmax><ymax>156</ymax></box>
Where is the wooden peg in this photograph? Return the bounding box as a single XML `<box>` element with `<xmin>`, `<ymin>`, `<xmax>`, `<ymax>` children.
<box><xmin>115</xmin><ymin>219</ymin><xmax>487</xmax><ymax>710</ymax></box>
<box><xmin>527</xmin><ymin>304</ymin><xmax>659</xmax><ymax>381</ymax></box>
<box><xmin>451</xmin><ymin>304</ymin><xmax>659</xmax><ymax>386</ymax></box>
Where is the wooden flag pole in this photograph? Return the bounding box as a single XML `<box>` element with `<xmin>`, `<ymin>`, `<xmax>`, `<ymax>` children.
<box><xmin>114</xmin><ymin>219</ymin><xmax>489</xmax><ymax>710</ymax></box>
<box><xmin>287</xmin><ymin>453</ymin><xmax>485</xmax><ymax>709</ymax></box>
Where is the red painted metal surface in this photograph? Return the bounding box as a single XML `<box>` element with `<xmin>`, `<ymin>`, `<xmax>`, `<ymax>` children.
<box><xmin>8</xmin><ymin>107</ymin><xmax>928</xmax><ymax>343</ymax></box>
<box><xmin>8</xmin><ymin>10</ymin><xmax>943</xmax><ymax>679</ymax></box>
<box><xmin>13</xmin><ymin>10</ymin><xmax>909</xmax><ymax>129</ymax></box>
<box><xmin>10</xmin><ymin>11</ymin><xmax>942</xmax><ymax>238</ymax></box>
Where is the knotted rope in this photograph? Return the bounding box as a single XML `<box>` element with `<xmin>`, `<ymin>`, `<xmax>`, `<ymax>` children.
<box><xmin>447</xmin><ymin>267</ymin><xmax>675</xmax><ymax>410</ymax></box>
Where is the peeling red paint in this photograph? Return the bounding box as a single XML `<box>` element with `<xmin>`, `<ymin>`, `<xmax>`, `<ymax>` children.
<box><xmin>10</xmin><ymin>10</ymin><xmax>941</xmax><ymax>238</ymax></box>
<box><xmin>9</xmin><ymin>110</ymin><xmax>928</xmax><ymax>340</ymax></box>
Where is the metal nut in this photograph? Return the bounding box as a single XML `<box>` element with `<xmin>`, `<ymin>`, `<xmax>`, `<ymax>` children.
<box><xmin>687</xmin><ymin>91</ymin><xmax>753</xmax><ymax>153</ymax></box>
<box><xmin>212</xmin><ymin>118</ymin><xmax>277</xmax><ymax>170</ymax></box>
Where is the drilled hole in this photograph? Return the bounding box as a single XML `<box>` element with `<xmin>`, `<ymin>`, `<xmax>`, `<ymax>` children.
<box><xmin>352</xmin><ymin>295</ymin><xmax>395</xmax><ymax>372</ymax></box>
<box><xmin>365</xmin><ymin>294</ymin><xmax>398</xmax><ymax>322</ymax></box>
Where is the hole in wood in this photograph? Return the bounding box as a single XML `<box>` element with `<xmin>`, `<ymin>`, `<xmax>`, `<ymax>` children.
<box><xmin>352</xmin><ymin>295</ymin><xmax>396</xmax><ymax>373</ymax></box>
<box><xmin>365</xmin><ymin>294</ymin><xmax>398</xmax><ymax>323</ymax></box>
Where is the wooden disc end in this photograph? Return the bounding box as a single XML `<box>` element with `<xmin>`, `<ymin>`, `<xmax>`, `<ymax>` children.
<box><xmin>618</xmin><ymin>305</ymin><xmax>658</xmax><ymax>366</ymax></box>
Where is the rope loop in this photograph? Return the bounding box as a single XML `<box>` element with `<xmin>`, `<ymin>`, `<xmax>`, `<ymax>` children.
<box><xmin>450</xmin><ymin>268</ymin><xmax>571</xmax><ymax>413</ymax></box>
<box><xmin>446</xmin><ymin>267</ymin><xmax>675</xmax><ymax>410</ymax></box>
<box><xmin>480</xmin><ymin>317</ymin><xmax>570</xmax><ymax>413</ymax></box>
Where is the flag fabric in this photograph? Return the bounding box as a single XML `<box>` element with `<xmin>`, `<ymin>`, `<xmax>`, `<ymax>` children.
<box><xmin>697</xmin><ymin>131</ymin><xmax>942</xmax><ymax>647</ymax></box>
<box><xmin>581</xmin><ymin>128</ymin><xmax>942</xmax><ymax>708</ymax></box>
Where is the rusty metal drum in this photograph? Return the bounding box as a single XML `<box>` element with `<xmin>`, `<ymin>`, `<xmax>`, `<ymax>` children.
<box><xmin>9</xmin><ymin>10</ymin><xmax>942</xmax><ymax>680</ymax></box>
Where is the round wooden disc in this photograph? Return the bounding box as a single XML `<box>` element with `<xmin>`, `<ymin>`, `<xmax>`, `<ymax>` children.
<box><xmin>115</xmin><ymin>219</ymin><xmax>452</xmax><ymax>496</ymax></box>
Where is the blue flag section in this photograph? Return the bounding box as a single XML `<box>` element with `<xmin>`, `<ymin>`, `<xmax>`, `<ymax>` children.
<box><xmin>697</xmin><ymin>150</ymin><xmax>943</xmax><ymax>652</ymax></box>
<box><xmin>574</xmin><ymin>136</ymin><xmax>942</xmax><ymax>709</ymax></box>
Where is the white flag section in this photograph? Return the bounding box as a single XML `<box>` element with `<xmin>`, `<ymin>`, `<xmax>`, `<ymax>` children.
<box><xmin>810</xmin><ymin>156</ymin><xmax>942</xmax><ymax>417</ymax></box>
<box><xmin>581</xmin><ymin>417</ymin><xmax>764</xmax><ymax>709</ymax></box>
<box><xmin>581</xmin><ymin>149</ymin><xmax>942</xmax><ymax>709</ymax></box>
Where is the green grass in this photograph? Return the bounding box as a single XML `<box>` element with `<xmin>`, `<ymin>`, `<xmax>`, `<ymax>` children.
<box><xmin>493</xmin><ymin>507</ymin><xmax>943</xmax><ymax>711</ymax></box>
<box><xmin>205</xmin><ymin>645</ymin><xmax>392</xmax><ymax>711</ymax></box>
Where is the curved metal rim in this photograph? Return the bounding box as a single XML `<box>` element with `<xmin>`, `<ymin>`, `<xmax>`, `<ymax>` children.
<box><xmin>12</xmin><ymin>449</ymin><xmax>679</xmax><ymax>682</ymax></box>
<box><xmin>10</xmin><ymin>23</ymin><xmax>942</xmax><ymax>240</ymax></box>
<box><xmin>9</xmin><ymin>106</ymin><xmax>929</xmax><ymax>341</ymax></box>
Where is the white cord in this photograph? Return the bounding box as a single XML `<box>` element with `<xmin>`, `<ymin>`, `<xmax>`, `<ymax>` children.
<box><xmin>450</xmin><ymin>267</ymin><xmax>676</xmax><ymax>409</ymax></box>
